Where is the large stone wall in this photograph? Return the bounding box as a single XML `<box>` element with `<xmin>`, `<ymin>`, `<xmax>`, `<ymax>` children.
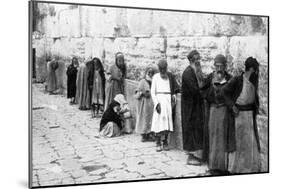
<box><xmin>32</xmin><ymin>2</ymin><xmax>268</xmax><ymax>172</ymax></box>
<box><xmin>32</xmin><ymin>3</ymin><xmax>268</xmax><ymax>78</ymax></box>
<box><xmin>32</xmin><ymin>3</ymin><xmax>268</xmax><ymax>114</ymax></box>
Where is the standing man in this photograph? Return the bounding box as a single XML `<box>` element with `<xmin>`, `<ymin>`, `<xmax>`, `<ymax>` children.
<box><xmin>222</xmin><ymin>57</ymin><xmax>261</xmax><ymax>173</ymax></box>
<box><xmin>181</xmin><ymin>50</ymin><xmax>205</xmax><ymax>165</ymax></box>
<box><xmin>201</xmin><ymin>54</ymin><xmax>235</xmax><ymax>175</ymax></box>
<box><xmin>151</xmin><ymin>59</ymin><xmax>180</xmax><ymax>152</ymax></box>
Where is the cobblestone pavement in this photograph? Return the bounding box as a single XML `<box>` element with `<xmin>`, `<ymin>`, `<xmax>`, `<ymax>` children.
<box><xmin>31</xmin><ymin>84</ymin><xmax>208</xmax><ymax>187</ymax></box>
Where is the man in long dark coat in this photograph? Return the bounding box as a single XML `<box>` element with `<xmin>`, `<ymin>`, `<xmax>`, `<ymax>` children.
<box><xmin>181</xmin><ymin>50</ymin><xmax>205</xmax><ymax>165</ymax></box>
<box><xmin>201</xmin><ymin>54</ymin><xmax>235</xmax><ymax>175</ymax></box>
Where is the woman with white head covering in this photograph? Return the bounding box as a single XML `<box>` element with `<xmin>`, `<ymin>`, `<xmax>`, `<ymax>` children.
<box><xmin>99</xmin><ymin>94</ymin><xmax>129</xmax><ymax>137</ymax></box>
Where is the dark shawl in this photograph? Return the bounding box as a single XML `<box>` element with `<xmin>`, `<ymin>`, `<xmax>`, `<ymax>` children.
<box><xmin>221</xmin><ymin>73</ymin><xmax>260</xmax><ymax>152</ymax></box>
<box><xmin>100</xmin><ymin>100</ymin><xmax>123</xmax><ymax>131</ymax></box>
<box><xmin>181</xmin><ymin>66</ymin><xmax>204</xmax><ymax>152</ymax></box>
<box><xmin>66</xmin><ymin>64</ymin><xmax>78</xmax><ymax>98</ymax></box>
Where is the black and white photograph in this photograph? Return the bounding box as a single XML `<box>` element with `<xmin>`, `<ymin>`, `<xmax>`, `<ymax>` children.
<box><xmin>29</xmin><ymin>0</ymin><xmax>269</xmax><ymax>188</ymax></box>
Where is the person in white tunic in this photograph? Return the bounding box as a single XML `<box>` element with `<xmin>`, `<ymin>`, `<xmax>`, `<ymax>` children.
<box><xmin>151</xmin><ymin>59</ymin><xmax>179</xmax><ymax>152</ymax></box>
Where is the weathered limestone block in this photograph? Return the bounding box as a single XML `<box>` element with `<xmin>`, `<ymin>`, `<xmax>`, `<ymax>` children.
<box><xmin>114</xmin><ymin>8</ymin><xmax>130</xmax><ymax>37</ymax></box>
<box><xmin>152</xmin><ymin>11</ymin><xmax>190</xmax><ymax>37</ymax></box>
<box><xmin>50</xmin><ymin>38</ymin><xmax>71</xmax><ymax>58</ymax></box>
<box><xmin>127</xmin><ymin>9</ymin><xmax>153</xmax><ymax>37</ymax></box>
<box><xmin>167</xmin><ymin>36</ymin><xmax>229</xmax><ymax>73</ymax></box>
<box><xmin>91</xmin><ymin>38</ymin><xmax>105</xmax><ymax>59</ymax></box>
<box><xmin>44</xmin><ymin>15</ymin><xmax>60</xmax><ymax>38</ymax></box>
<box><xmin>103</xmin><ymin>37</ymin><xmax>165</xmax><ymax>70</ymax></box>
<box><xmin>58</xmin><ymin>7</ymin><xmax>81</xmax><ymax>38</ymax></box>
<box><xmin>134</xmin><ymin>37</ymin><xmax>166</xmax><ymax>57</ymax></box>
<box><xmin>86</xmin><ymin>7</ymin><xmax>118</xmax><ymax>37</ymax></box>
<box><xmin>228</xmin><ymin>36</ymin><xmax>268</xmax><ymax>65</ymax></box>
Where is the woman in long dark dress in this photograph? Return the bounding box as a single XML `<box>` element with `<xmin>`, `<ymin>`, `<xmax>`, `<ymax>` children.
<box><xmin>88</xmin><ymin>57</ymin><xmax>106</xmax><ymax>117</ymax></box>
<box><xmin>66</xmin><ymin>57</ymin><xmax>79</xmax><ymax>104</ymax></box>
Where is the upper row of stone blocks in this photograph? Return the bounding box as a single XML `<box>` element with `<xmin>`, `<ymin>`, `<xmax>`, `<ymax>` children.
<box><xmin>33</xmin><ymin>3</ymin><xmax>268</xmax><ymax>39</ymax></box>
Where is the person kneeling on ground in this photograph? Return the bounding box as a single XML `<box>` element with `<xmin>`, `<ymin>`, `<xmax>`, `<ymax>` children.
<box><xmin>99</xmin><ymin>94</ymin><xmax>130</xmax><ymax>137</ymax></box>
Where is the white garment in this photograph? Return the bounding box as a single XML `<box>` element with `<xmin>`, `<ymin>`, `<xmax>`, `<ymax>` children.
<box><xmin>151</xmin><ymin>73</ymin><xmax>173</xmax><ymax>133</ymax></box>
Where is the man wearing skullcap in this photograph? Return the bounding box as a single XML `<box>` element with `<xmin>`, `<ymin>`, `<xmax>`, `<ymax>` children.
<box><xmin>181</xmin><ymin>50</ymin><xmax>205</xmax><ymax>165</ymax></box>
<box><xmin>200</xmin><ymin>54</ymin><xmax>234</xmax><ymax>175</ymax></box>
<box><xmin>221</xmin><ymin>57</ymin><xmax>261</xmax><ymax>173</ymax></box>
<box><xmin>151</xmin><ymin>59</ymin><xmax>180</xmax><ymax>152</ymax></box>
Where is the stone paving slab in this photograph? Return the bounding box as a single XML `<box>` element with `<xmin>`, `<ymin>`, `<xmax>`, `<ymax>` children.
<box><xmin>31</xmin><ymin>84</ymin><xmax>208</xmax><ymax>187</ymax></box>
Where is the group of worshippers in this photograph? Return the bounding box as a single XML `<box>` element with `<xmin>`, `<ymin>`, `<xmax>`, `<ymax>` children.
<box><xmin>55</xmin><ymin>49</ymin><xmax>261</xmax><ymax>176</ymax></box>
<box><xmin>64</xmin><ymin>52</ymin><xmax>129</xmax><ymax>137</ymax></box>
<box><xmin>180</xmin><ymin>50</ymin><xmax>261</xmax><ymax>175</ymax></box>
<box><xmin>133</xmin><ymin>50</ymin><xmax>261</xmax><ymax>176</ymax></box>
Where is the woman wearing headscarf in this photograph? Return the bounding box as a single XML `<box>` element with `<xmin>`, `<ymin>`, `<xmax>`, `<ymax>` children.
<box><xmin>75</xmin><ymin>59</ymin><xmax>93</xmax><ymax>110</ymax></box>
<box><xmin>66</xmin><ymin>57</ymin><xmax>79</xmax><ymax>104</ymax></box>
<box><xmin>104</xmin><ymin>52</ymin><xmax>127</xmax><ymax>110</ymax></box>
<box><xmin>88</xmin><ymin>57</ymin><xmax>106</xmax><ymax>117</ymax></box>
<box><xmin>99</xmin><ymin>94</ymin><xmax>129</xmax><ymax>137</ymax></box>
<box><xmin>46</xmin><ymin>57</ymin><xmax>59</xmax><ymax>94</ymax></box>
<box><xmin>135</xmin><ymin>65</ymin><xmax>156</xmax><ymax>142</ymax></box>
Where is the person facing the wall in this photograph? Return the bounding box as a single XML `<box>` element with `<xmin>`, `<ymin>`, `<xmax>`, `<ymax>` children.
<box><xmin>66</xmin><ymin>57</ymin><xmax>79</xmax><ymax>104</ymax></box>
<box><xmin>46</xmin><ymin>56</ymin><xmax>59</xmax><ymax>95</ymax></box>
<box><xmin>151</xmin><ymin>59</ymin><xmax>180</xmax><ymax>152</ymax></box>
<box><xmin>104</xmin><ymin>52</ymin><xmax>127</xmax><ymax>110</ymax></box>
<box><xmin>88</xmin><ymin>57</ymin><xmax>106</xmax><ymax>117</ymax></box>
<box><xmin>75</xmin><ymin>58</ymin><xmax>92</xmax><ymax>110</ymax></box>
<box><xmin>135</xmin><ymin>65</ymin><xmax>156</xmax><ymax>142</ymax></box>
<box><xmin>221</xmin><ymin>57</ymin><xmax>261</xmax><ymax>174</ymax></box>
<box><xmin>181</xmin><ymin>50</ymin><xmax>205</xmax><ymax>165</ymax></box>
